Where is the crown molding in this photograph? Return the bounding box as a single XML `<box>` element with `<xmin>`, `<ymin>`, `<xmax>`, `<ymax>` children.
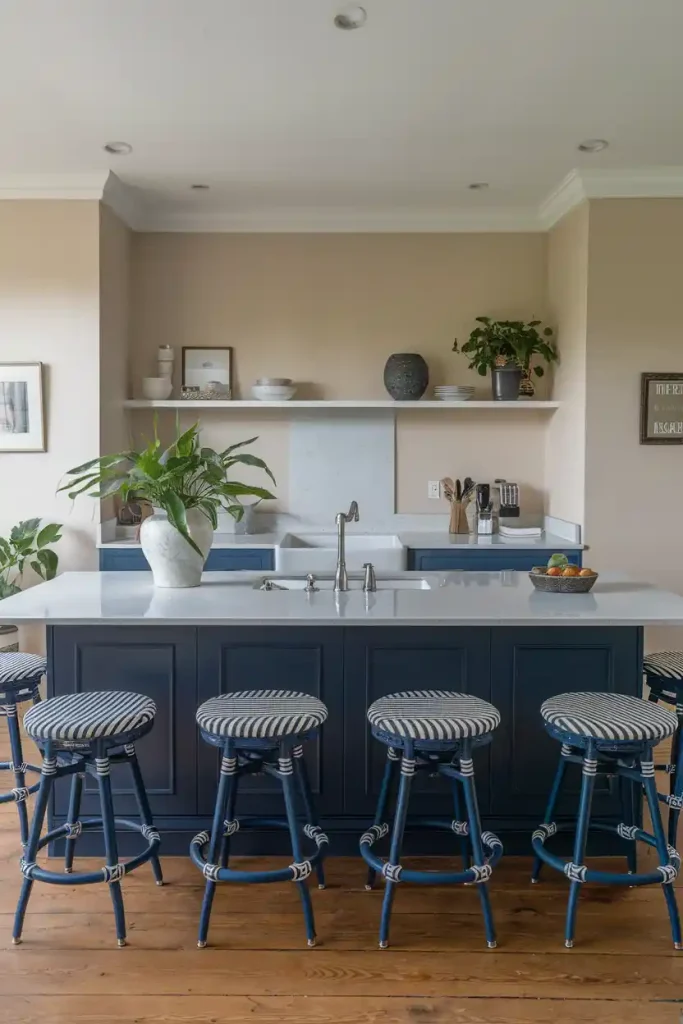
<box><xmin>137</xmin><ymin>203</ymin><xmax>543</xmax><ymax>233</ymax></box>
<box><xmin>539</xmin><ymin>167</ymin><xmax>683</xmax><ymax>228</ymax></box>
<box><xmin>0</xmin><ymin>172</ymin><xmax>109</xmax><ymax>200</ymax></box>
<box><xmin>101</xmin><ymin>172</ymin><xmax>146</xmax><ymax>230</ymax></box>
<box><xmin>537</xmin><ymin>170</ymin><xmax>587</xmax><ymax>229</ymax></box>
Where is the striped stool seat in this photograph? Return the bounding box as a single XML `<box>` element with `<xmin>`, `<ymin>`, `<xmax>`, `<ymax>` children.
<box><xmin>368</xmin><ymin>690</ymin><xmax>500</xmax><ymax>743</ymax></box>
<box><xmin>13</xmin><ymin>690</ymin><xmax>163</xmax><ymax>948</ymax></box>
<box><xmin>643</xmin><ymin>652</ymin><xmax>683</xmax><ymax>850</ymax></box>
<box><xmin>0</xmin><ymin>653</ymin><xmax>45</xmax><ymax>846</ymax></box>
<box><xmin>196</xmin><ymin>690</ymin><xmax>327</xmax><ymax>740</ymax></box>
<box><xmin>644</xmin><ymin>651</ymin><xmax>683</xmax><ymax>685</ymax></box>
<box><xmin>540</xmin><ymin>692</ymin><xmax>677</xmax><ymax>745</ymax></box>
<box><xmin>24</xmin><ymin>691</ymin><xmax>157</xmax><ymax>745</ymax></box>
<box><xmin>532</xmin><ymin>689</ymin><xmax>681</xmax><ymax>950</ymax></box>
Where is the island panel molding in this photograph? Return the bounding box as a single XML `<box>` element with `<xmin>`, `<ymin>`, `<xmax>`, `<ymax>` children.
<box><xmin>640</xmin><ymin>372</ymin><xmax>683</xmax><ymax>444</ymax></box>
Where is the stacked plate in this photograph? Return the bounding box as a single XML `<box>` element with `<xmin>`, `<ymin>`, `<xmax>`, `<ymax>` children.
<box><xmin>433</xmin><ymin>385</ymin><xmax>475</xmax><ymax>402</ymax></box>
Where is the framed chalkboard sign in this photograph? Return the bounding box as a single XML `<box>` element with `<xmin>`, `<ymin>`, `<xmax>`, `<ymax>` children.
<box><xmin>640</xmin><ymin>373</ymin><xmax>683</xmax><ymax>444</ymax></box>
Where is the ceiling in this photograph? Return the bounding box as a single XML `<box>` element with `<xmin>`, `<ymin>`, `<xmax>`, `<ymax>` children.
<box><xmin>1</xmin><ymin>0</ymin><xmax>683</xmax><ymax>229</ymax></box>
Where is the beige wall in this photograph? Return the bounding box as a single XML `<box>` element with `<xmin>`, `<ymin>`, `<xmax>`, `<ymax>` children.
<box><xmin>583</xmin><ymin>198</ymin><xmax>683</xmax><ymax>647</ymax></box>
<box><xmin>99</xmin><ymin>203</ymin><xmax>131</xmax><ymax>459</ymax></box>
<box><xmin>130</xmin><ymin>232</ymin><xmax>549</xmax><ymax>513</ymax></box>
<box><xmin>545</xmin><ymin>203</ymin><xmax>589</xmax><ymax>526</ymax></box>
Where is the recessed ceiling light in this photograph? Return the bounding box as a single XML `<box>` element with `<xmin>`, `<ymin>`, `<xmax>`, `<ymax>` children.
<box><xmin>103</xmin><ymin>141</ymin><xmax>132</xmax><ymax>155</ymax></box>
<box><xmin>334</xmin><ymin>5</ymin><xmax>367</xmax><ymax>29</ymax></box>
<box><xmin>577</xmin><ymin>139</ymin><xmax>609</xmax><ymax>153</ymax></box>
<box><xmin>191</xmin><ymin>184</ymin><xmax>210</xmax><ymax>190</ymax></box>
<box><xmin>468</xmin><ymin>182</ymin><xmax>489</xmax><ymax>190</ymax></box>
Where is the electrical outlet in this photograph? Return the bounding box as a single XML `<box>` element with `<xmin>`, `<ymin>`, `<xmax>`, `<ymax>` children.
<box><xmin>428</xmin><ymin>480</ymin><xmax>441</xmax><ymax>500</ymax></box>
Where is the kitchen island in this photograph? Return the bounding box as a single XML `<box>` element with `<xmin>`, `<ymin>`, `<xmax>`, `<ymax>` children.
<box><xmin>2</xmin><ymin>569</ymin><xmax>682</xmax><ymax>855</ymax></box>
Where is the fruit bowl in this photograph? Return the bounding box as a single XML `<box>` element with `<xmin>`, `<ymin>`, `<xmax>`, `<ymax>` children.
<box><xmin>529</xmin><ymin>569</ymin><xmax>599</xmax><ymax>594</ymax></box>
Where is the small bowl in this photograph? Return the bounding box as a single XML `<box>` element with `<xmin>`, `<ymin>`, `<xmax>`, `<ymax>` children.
<box><xmin>255</xmin><ymin>377</ymin><xmax>292</xmax><ymax>386</ymax></box>
<box><xmin>142</xmin><ymin>376</ymin><xmax>173</xmax><ymax>400</ymax></box>
<box><xmin>529</xmin><ymin>570</ymin><xmax>599</xmax><ymax>594</ymax></box>
<box><xmin>251</xmin><ymin>384</ymin><xmax>297</xmax><ymax>401</ymax></box>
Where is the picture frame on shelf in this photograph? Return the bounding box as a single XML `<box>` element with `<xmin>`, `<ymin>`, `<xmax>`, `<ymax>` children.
<box><xmin>182</xmin><ymin>347</ymin><xmax>232</xmax><ymax>397</ymax></box>
<box><xmin>0</xmin><ymin>362</ymin><xmax>45</xmax><ymax>451</ymax></box>
<box><xmin>640</xmin><ymin>372</ymin><xmax>683</xmax><ymax>445</ymax></box>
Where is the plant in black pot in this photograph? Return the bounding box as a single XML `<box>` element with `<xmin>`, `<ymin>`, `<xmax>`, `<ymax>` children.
<box><xmin>453</xmin><ymin>318</ymin><xmax>557</xmax><ymax>400</ymax></box>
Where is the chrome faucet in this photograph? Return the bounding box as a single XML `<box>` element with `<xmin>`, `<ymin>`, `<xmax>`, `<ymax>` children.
<box><xmin>334</xmin><ymin>501</ymin><xmax>359</xmax><ymax>592</ymax></box>
<box><xmin>362</xmin><ymin>562</ymin><xmax>377</xmax><ymax>593</ymax></box>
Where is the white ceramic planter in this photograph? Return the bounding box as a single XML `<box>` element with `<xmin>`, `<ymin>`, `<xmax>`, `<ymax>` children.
<box><xmin>140</xmin><ymin>507</ymin><xmax>214</xmax><ymax>588</ymax></box>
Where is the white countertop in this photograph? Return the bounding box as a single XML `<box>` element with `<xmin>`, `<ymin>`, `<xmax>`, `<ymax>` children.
<box><xmin>98</xmin><ymin>530</ymin><xmax>583</xmax><ymax>552</ymax></box>
<box><xmin>0</xmin><ymin>570</ymin><xmax>679</xmax><ymax>627</ymax></box>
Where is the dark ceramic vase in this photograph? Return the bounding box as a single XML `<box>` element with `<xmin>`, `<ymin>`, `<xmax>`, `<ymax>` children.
<box><xmin>491</xmin><ymin>365</ymin><xmax>522</xmax><ymax>401</ymax></box>
<box><xmin>383</xmin><ymin>353</ymin><xmax>429</xmax><ymax>401</ymax></box>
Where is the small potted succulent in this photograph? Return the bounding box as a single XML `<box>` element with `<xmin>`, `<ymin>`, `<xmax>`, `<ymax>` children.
<box><xmin>0</xmin><ymin>519</ymin><xmax>62</xmax><ymax>652</ymax></box>
<box><xmin>59</xmin><ymin>421</ymin><xmax>275</xmax><ymax>588</ymax></box>
<box><xmin>453</xmin><ymin>318</ymin><xmax>557</xmax><ymax>400</ymax></box>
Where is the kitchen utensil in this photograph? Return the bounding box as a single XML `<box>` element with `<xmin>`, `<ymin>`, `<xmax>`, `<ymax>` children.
<box><xmin>441</xmin><ymin>477</ymin><xmax>455</xmax><ymax>501</ymax></box>
<box><xmin>456</xmin><ymin>479</ymin><xmax>462</xmax><ymax>501</ymax></box>
<box><xmin>529</xmin><ymin>570</ymin><xmax>598</xmax><ymax>594</ymax></box>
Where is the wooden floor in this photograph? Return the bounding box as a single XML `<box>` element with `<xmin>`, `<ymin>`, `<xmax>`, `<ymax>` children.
<box><xmin>1</xmin><ymin>736</ymin><xmax>681</xmax><ymax>1022</ymax></box>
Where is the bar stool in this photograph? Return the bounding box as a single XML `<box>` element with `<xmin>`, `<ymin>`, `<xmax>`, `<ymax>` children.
<box><xmin>531</xmin><ymin>691</ymin><xmax>681</xmax><ymax>949</ymax></box>
<box><xmin>644</xmin><ymin>651</ymin><xmax>683</xmax><ymax>846</ymax></box>
<box><xmin>191</xmin><ymin>690</ymin><xmax>329</xmax><ymax>949</ymax></box>
<box><xmin>360</xmin><ymin>690</ymin><xmax>503</xmax><ymax>950</ymax></box>
<box><xmin>0</xmin><ymin>653</ymin><xmax>45</xmax><ymax>845</ymax></box>
<box><xmin>12</xmin><ymin>690</ymin><xmax>163</xmax><ymax>947</ymax></box>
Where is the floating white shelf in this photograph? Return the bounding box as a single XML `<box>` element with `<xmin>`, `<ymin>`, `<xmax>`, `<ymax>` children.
<box><xmin>123</xmin><ymin>399</ymin><xmax>560</xmax><ymax>411</ymax></box>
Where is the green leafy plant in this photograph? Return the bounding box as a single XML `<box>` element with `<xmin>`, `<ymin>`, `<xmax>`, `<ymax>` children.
<box><xmin>58</xmin><ymin>421</ymin><xmax>275</xmax><ymax>557</ymax></box>
<box><xmin>0</xmin><ymin>519</ymin><xmax>62</xmax><ymax>599</ymax></box>
<box><xmin>453</xmin><ymin>318</ymin><xmax>557</xmax><ymax>377</ymax></box>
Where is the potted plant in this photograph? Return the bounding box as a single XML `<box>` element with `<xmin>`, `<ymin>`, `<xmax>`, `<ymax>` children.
<box><xmin>59</xmin><ymin>422</ymin><xmax>275</xmax><ymax>588</ymax></box>
<box><xmin>453</xmin><ymin>318</ymin><xmax>557</xmax><ymax>400</ymax></box>
<box><xmin>0</xmin><ymin>519</ymin><xmax>62</xmax><ymax>652</ymax></box>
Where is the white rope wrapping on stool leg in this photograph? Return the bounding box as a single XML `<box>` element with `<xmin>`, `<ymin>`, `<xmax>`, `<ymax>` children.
<box><xmin>387</xmin><ymin>747</ymin><xmax>401</xmax><ymax>761</ymax></box>
<box><xmin>124</xmin><ymin>743</ymin><xmax>136</xmax><ymax>757</ymax></box>
<box><xmin>400</xmin><ymin>757</ymin><xmax>415</xmax><ymax>776</ymax></box>
<box><xmin>8</xmin><ymin>762</ymin><xmax>28</xmax><ymax>774</ymax></box>
<box><xmin>102</xmin><ymin>863</ymin><xmax>125</xmax><ymax>883</ymax></box>
<box><xmin>382</xmin><ymin>862</ymin><xmax>402</xmax><ymax>883</ymax></box>
<box><xmin>532</xmin><ymin>822</ymin><xmax>557</xmax><ymax>843</ymax></box>
<box><xmin>203</xmin><ymin>862</ymin><xmax>220</xmax><ymax>881</ymax></box>
<box><xmin>141</xmin><ymin>824</ymin><xmax>160</xmax><ymax>843</ymax></box>
<box><xmin>640</xmin><ymin>760</ymin><xmax>656</xmax><ymax>778</ymax></box>
<box><xmin>20</xmin><ymin>858</ymin><xmax>36</xmax><ymax>879</ymax></box>
<box><xmin>290</xmin><ymin>860</ymin><xmax>312</xmax><ymax>882</ymax></box>
<box><xmin>65</xmin><ymin>821</ymin><xmax>83</xmax><ymax>839</ymax></box>
<box><xmin>41</xmin><ymin>756</ymin><xmax>57</xmax><ymax>776</ymax></box>
<box><xmin>658</xmin><ymin>864</ymin><xmax>679</xmax><ymax>883</ymax></box>
<box><xmin>470</xmin><ymin>863</ymin><xmax>492</xmax><ymax>883</ymax></box>
<box><xmin>360</xmin><ymin>823</ymin><xmax>389</xmax><ymax>845</ymax></box>
<box><xmin>292</xmin><ymin>745</ymin><xmax>304</xmax><ymax>759</ymax></box>
<box><xmin>192</xmin><ymin>830</ymin><xmax>211</xmax><ymax>848</ymax></box>
<box><xmin>451</xmin><ymin>820</ymin><xmax>469</xmax><ymax>836</ymax></box>
<box><xmin>564</xmin><ymin>862</ymin><xmax>587</xmax><ymax>883</ymax></box>
<box><xmin>11</xmin><ymin>787</ymin><xmax>29</xmax><ymax>803</ymax></box>
<box><xmin>3</xmin><ymin>705</ymin><xmax>17</xmax><ymax>717</ymax></box>
<box><xmin>95</xmin><ymin>758</ymin><xmax>110</xmax><ymax>776</ymax></box>
<box><xmin>303</xmin><ymin>823</ymin><xmax>329</xmax><ymax>847</ymax></box>
<box><xmin>223</xmin><ymin>819</ymin><xmax>240</xmax><ymax>836</ymax></box>
<box><xmin>582</xmin><ymin>758</ymin><xmax>597</xmax><ymax>777</ymax></box>
<box><xmin>459</xmin><ymin>758</ymin><xmax>474</xmax><ymax>777</ymax></box>
<box><xmin>560</xmin><ymin>743</ymin><xmax>573</xmax><ymax>756</ymax></box>
<box><xmin>665</xmin><ymin>794</ymin><xmax>683</xmax><ymax>809</ymax></box>
<box><xmin>278</xmin><ymin>757</ymin><xmax>294</xmax><ymax>776</ymax></box>
<box><xmin>481</xmin><ymin>831</ymin><xmax>503</xmax><ymax>850</ymax></box>
<box><xmin>220</xmin><ymin>756</ymin><xmax>238</xmax><ymax>776</ymax></box>
<box><xmin>617</xmin><ymin>823</ymin><xmax>639</xmax><ymax>840</ymax></box>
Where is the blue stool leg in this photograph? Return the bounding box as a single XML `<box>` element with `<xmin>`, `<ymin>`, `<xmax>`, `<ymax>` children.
<box><xmin>293</xmin><ymin>743</ymin><xmax>326</xmax><ymax>890</ymax></box>
<box><xmin>125</xmin><ymin>744</ymin><xmax>164</xmax><ymax>885</ymax></box>
<box><xmin>667</xmin><ymin>705</ymin><xmax>682</xmax><ymax>848</ymax></box>
<box><xmin>619</xmin><ymin>763</ymin><xmax>639</xmax><ymax>876</ymax></box>
<box><xmin>366</xmin><ymin>747</ymin><xmax>399</xmax><ymax>891</ymax></box>
<box><xmin>564</xmin><ymin>743</ymin><xmax>597</xmax><ymax>949</ymax></box>
<box><xmin>641</xmin><ymin>750</ymin><xmax>682</xmax><ymax>949</ymax></box>
<box><xmin>451</xmin><ymin>770</ymin><xmax>470</xmax><ymax>872</ymax></box>
<box><xmin>6</xmin><ymin>697</ymin><xmax>29</xmax><ymax>846</ymax></box>
<box><xmin>95</xmin><ymin>752</ymin><xmax>127</xmax><ymax>947</ymax></box>
<box><xmin>531</xmin><ymin>744</ymin><xmax>569</xmax><ymax>883</ymax></box>
<box><xmin>280</xmin><ymin>744</ymin><xmax>317</xmax><ymax>947</ymax></box>
<box><xmin>218</xmin><ymin>751</ymin><xmax>240</xmax><ymax>871</ymax></box>
<box><xmin>197</xmin><ymin>743</ymin><xmax>236</xmax><ymax>949</ymax></box>
<box><xmin>378</xmin><ymin>745</ymin><xmax>414</xmax><ymax>950</ymax></box>
<box><xmin>459</xmin><ymin>743</ymin><xmax>497</xmax><ymax>949</ymax></box>
<box><xmin>63</xmin><ymin>770</ymin><xmax>84</xmax><ymax>873</ymax></box>
<box><xmin>13</xmin><ymin>747</ymin><xmax>56</xmax><ymax>944</ymax></box>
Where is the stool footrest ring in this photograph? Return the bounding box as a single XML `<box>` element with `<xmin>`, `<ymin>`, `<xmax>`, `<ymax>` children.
<box><xmin>190</xmin><ymin>817</ymin><xmax>327</xmax><ymax>885</ymax></box>
<box><xmin>20</xmin><ymin>817</ymin><xmax>160</xmax><ymax>885</ymax></box>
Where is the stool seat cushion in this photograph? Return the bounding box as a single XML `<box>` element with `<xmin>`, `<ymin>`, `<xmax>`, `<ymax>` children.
<box><xmin>644</xmin><ymin>651</ymin><xmax>683</xmax><ymax>686</ymax></box>
<box><xmin>367</xmin><ymin>690</ymin><xmax>501</xmax><ymax>742</ymax></box>
<box><xmin>24</xmin><ymin>691</ymin><xmax>156</xmax><ymax>743</ymax></box>
<box><xmin>541</xmin><ymin>692</ymin><xmax>677</xmax><ymax>743</ymax></box>
<box><xmin>196</xmin><ymin>690</ymin><xmax>328</xmax><ymax>740</ymax></box>
<box><xmin>0</xmin><ymin>652</ymin><xmax>46</xmax><ymax>686</ymax></box>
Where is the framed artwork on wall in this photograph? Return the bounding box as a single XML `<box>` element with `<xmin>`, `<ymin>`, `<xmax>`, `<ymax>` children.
<box><xmin>182</xmin><ymin>347</ymin><xmax>232</xmax><ymax>394</ymax></box>
<box><xmin>640</xmin><ymin>372</ymin><xmax>683</xmax><ymax>445</ymax></box>
<box><xmin>0</xmin><ymin>362</ymin><xmax>45</xmax><ymax>452</ymax></box>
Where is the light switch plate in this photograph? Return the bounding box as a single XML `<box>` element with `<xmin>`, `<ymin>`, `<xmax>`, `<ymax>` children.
<box><xmin>428</xmin><ymin>480</ymin><xmax>441</xmax><ymax>500</ymax></box>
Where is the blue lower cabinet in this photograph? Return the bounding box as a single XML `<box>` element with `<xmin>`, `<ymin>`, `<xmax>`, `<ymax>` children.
<box><xmin>407</xmin><ymin>549</ymin><xmax>582</xmax><ymax>572</ymax></box>
<box><xmin>99</xmin><ymin>547</ymin><xmax>275</xmax><ymax>572</ymax></box>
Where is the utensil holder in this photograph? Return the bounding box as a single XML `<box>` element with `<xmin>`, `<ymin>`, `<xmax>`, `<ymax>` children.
<box><xmin>448</xmin><ymin>500</ymin><xmax>468</xmax><ymax>535</ymax></box>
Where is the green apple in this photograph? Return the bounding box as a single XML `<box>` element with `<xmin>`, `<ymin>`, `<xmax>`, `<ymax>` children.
<box><xmin>547</xmin><ymin>553</ymin><xmax>569</xmax><ymax>569</ymax></box>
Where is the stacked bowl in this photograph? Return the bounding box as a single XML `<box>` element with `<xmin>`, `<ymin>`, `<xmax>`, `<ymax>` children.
<box><xmin>433</xmin><ymin>385</ymin><xmax>475</xmax><ymax>402</ymax></box>
<box><xmin>251</xmin><ymin>378</ymin><xmax>297</xmax><ymax>401</ymax></box>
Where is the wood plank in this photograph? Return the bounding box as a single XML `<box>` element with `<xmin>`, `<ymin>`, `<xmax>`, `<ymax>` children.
<box><xmin>4</xmin><ymin>995</ymin><xmax>683</xmax><ymax>1024</ymax></box>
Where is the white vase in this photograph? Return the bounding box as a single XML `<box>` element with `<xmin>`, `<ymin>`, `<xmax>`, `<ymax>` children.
<box><xmin>140</xmin><ymin>507</ymin><xmax>214</xmax><ymax>588</ymax></box>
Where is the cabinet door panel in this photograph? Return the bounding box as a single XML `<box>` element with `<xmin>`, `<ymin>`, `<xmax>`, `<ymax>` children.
<box><xmin>490</xmin><ymin>627</ymin><xmax>642</xmax><ymax>818</ymax></box>
<box><xmin>408</xmin><ymin>550</ymin><xmax>582</xmax><ymax>572</ymax></box>
<box><xmin>48</xmin><ymin>626</ymin><xmax>198</xmax><ymax>817</ymax></box>
<box><xmin>197</xmin><ymin>627</ymin><xmax>344</xmax><ymax>816</ymax></box>
<box><xmin>343</xmin><ymin>628</ymin><xmax>491</xmax><ymax>816</ymax></box>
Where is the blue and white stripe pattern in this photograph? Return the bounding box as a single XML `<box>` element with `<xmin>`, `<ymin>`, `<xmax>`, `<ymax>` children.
<box><xmin>0</xmin><ymin>652</ymin><xmax>46</xmax><ymax>686</ymax></box>
<box><xmin>367</xmin><ymin>690</ymin><xmax>500</xmax><ymax>742</ymax></box>
<box><xmin>24</xmin><ymin>691</ymin><xmax>156</xmax><ymax>742</ymax></box>
<box><xmin>540</xmin><ymin>692</ymin><xmax>677</xmax><ymax>743</ymax></box>
<box><xmin>196</xmin><ymin>690</ymin><xmax>328</xmax><ymax>740</ymax></box>
<box><xmin>643</xmin><ymin>651</ymin><xmax>683</xmax><ymax>683</ymax></box>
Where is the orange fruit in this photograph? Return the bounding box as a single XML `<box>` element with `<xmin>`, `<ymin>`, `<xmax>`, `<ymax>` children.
<box><xmin>579</xmin><ymin>568</ymin><xmax>595</xmax><ymax>577</ymax></box>
<box><xmin>546</xmin><ymin>567</ymin><xmax>563</xmax><ymax>576</ymax></box>
<box><xmin>562</xmin><ymin>566</ymin><xmax>580</xmax><ymax>577</ymax></box>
